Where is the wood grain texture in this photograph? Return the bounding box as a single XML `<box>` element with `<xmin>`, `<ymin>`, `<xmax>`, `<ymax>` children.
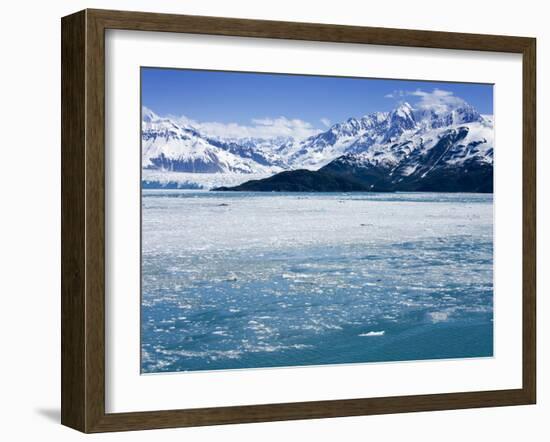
<box><xmin>61</xmin><ymin>8</ymin><xmax>537</xmax><ymax>433</ymax></box>
<box><xmin>84</xmin><ymin>9</ymin><xmax>107</xmax><ymax>433</ymax></box>
<box><xmin>61</xmin><ymin>10</ymin><xmax>86</xmax><ymax>432</ymax></box>
<box><xmin>89</xmin><ymin>8</ymin><xmax>532</xmax><ymax>53</ymax></box>
<box><xmin>522</xmin><ymin>38</ymin><xmax>536</xmax><ymax>404</ymax></box>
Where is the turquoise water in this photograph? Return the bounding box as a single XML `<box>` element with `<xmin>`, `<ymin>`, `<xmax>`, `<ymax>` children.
<box><xmin>141</xmin><ymin>191</ymin><xmax>493</xmax><ymax>373</ymax></box>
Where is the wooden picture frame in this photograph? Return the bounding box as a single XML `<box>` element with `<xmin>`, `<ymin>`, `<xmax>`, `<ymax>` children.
<box><xmin>61</xmin><ymin>8</ymin><xmax>536</xmax><ymax>433</ymax></box>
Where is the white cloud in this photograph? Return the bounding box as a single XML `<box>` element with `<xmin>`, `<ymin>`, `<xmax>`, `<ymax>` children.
<box><xmin>174</xmin><ymin>114</ymin><xmax>199</xmax><ymax>128</ymax></box>
<box><xmin>409</xmin><ymin>88</ymin><xmax>466</xmax><ymax>113</ymax></box>
<box><xmin>320</xmin><ymin>117</ymin><xmax>332</xmax><ymax>128</ymax></box>
<box><xmin>386</xmin><ymin>88</ymin><xmax>467</xmax><ymax>113</ymax></box>
<box><xmin>168</xmin><ymin>113</ymin><xmax>321</xmax><ymax>140</ymax></box>
<box><xmin>384</xmin><ymin>90</ymin><xmax>406</xmax><ymax>99</ymax></box>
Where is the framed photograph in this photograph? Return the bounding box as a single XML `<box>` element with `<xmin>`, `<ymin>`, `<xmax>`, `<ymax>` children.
<box><xmin>61</xmin><ymin>9</ymin><xmax>536</xmax><ymax>433</ymax></box>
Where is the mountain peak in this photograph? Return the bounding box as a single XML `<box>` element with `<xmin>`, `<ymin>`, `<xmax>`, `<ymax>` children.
<box><xmin>395</xmin><ymin>101</ymin><xmax>413</xmax><ymax>111</ymax></box>
<box><xmin>141</xmin><ymin>99</ymin><xmax>492</xmax><ymax>189</ymax></box>
<box><xmin>391</xmin><ymin>102</ymin><xmax>414</xmax><ymax>119</ymax></box>
<box><xmin>386</xmin><ymin>102</ymin><xmax>416</xmax><ymax>138</ymax></box>
<box><xmin>413</xmin><ymin>100</ymin><xmax>482</xmax><ymax>128</ymax></box>
<box><xmin>142</xmin><ymin>106</ymin><xmax>159</xmax><ymax>123</ymax></box>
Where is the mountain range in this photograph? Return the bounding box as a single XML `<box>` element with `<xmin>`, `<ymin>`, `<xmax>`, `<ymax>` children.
<box><xmin>142</xmin><ymin>99</ymin><xmax>494</xmax><ymax>192</ymax></box>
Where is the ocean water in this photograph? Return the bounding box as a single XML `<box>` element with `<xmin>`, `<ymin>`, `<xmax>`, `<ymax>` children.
<box><xmin>141</xmin><ymin>191</ymin><xmax>493</xmax><ymax>373</ymax></box>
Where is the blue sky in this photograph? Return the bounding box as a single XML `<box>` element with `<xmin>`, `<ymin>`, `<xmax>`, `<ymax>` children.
<box><xmin>141</xmin><ymin>67</ymin><xmax>493</xmax><ymax>138</ymax></box>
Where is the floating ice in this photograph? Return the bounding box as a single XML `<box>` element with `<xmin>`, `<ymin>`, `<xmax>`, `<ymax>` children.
<box><xmin>359</xmin><ymin>331</ymin><xmax>386</xmax><ymax>337</ymax></box>
<box><xmin>141</xmin><ymin>191</ymin><xmax>494</xmax><ymax>373</ymax></box>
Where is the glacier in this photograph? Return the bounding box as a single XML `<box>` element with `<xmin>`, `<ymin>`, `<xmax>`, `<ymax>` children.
<box><xmin>141</xmin><ymin>100</ymin><xmax>494</xmax><ymax>190</ymax></box>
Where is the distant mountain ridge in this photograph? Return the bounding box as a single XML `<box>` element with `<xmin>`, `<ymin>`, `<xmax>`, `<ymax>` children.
<box><xmin>142</xmin><ymin>99</ymin><xmax>494</xmax><ymax>192</ymax></box>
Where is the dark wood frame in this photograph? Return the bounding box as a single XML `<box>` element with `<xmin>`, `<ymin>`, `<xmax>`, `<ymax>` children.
<box><xmin>61</xmin><ymin>8</ymin><xmax>536</xmax><ymax>433</ymax></box>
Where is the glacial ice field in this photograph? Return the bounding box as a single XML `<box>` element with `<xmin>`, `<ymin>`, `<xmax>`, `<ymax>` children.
<box><xmin>141</xmin><ymin>191</ymin><xmax>494</xmax><ymax>373</ymax></box>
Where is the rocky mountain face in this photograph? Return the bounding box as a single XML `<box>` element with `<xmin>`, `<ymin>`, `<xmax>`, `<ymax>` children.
<box><xmin>142</xmin><ymin>100</ymin><xmax>494</xmax><ymax>192</ymax></box>
<box><xmin>318</xmin><ymin>126</ymin><xmax>493</xmax><ymax>192</ymax></box>
<box><xmin>142</xmin><ymin>108</ymin><xmax>278</xmax><ymax>175</ymax></box>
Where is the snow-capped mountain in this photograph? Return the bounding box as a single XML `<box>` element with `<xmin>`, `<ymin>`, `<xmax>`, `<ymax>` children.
<box><xmin>142</xmin><ymin>99</ymin><xmax>493</xmax><ymax>191</ymax></box>
<box><xmin>142</xmin><ymin>108</ymin><xmax>280</xmax><ymax>175</ymax></box>
<box><xmin>279</xmin><ymin>101</ymin><xmax>489</xmax><ymax>170</ymax></box>
<box><xmin>318</xmin><ymin>123</ymin><xmax>493</xmax><ymax>192</ymax></box>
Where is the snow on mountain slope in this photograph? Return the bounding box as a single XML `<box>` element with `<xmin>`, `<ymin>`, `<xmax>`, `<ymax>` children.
<box><xmin>142</xmin><ymin>107</ymin><xmax>280</xmax><ymax>175</ymax></box>
<box><xmin>277</xmin><ymin>113</ymin><xmax>389</xmax><ymax>170</ymax></box>
<box><xmin>142</xmin><ymin>98</ymin><xmax>493</xmax><ymax>190</ymax></box>
<box><xmin>274</xmin><ymin>105</ymin><xmax>491</xmax><ymax>173</ymax></box>
<box><xmin>336</xmin><ymin>119</ymin><xmax>493</xmax><ymax>172</ymax></box>
<box><xmin>317</xmin><ymin>119</ymin><xmax>493</xmax><ymax>192</ymax></box>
